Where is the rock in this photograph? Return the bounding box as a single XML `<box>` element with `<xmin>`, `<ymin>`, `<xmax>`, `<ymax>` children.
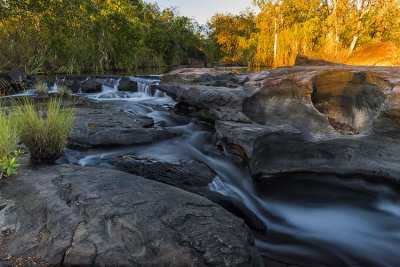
<box><xmin>115</xmin><ymin>156</ymin><xmax>216</xmax><ymax>190</ymax></box>
<box><xmin>250</xmin><ymin>131</ymin><xmax>400</xmax><ymax>182</ymax></box>
<box><xmin>215</xmin><ymin>121</ymin><xmax>300</xmax><ymax>159</ymax></box>
<box><xmin>80</xmin><ymin>78</ymin><xmax>103</xmax><ymax>93</ymax></box>
<box><xmin>158</xmin><ymin>84</ymin><xmax>251</xmax><ymax>122</ymax></box>
<box><xmin>347</xmin><ymin>41</ymin><xmax>400</xmax><ymax>66</ymax></box>
<box><xmin>159</xmin><ymin>57</ymin><xmax>400</xmax><ymax>183</ymax></box>
<box><xmin>0</xmin><ymin>165</ymin><xmax>262</xmax><ymax>266</ymax></box>
<box><xmin>294</xmin><ymin>54</ymin><xmax>345</xmax><ymax>66</ymax></box>
<box><xmin>114</xmin><ymin>155</ymin><xmax>266</xmax><ymax>232</ymax></box>
<box><xmin>161</xmin><ymin>68</ymin><xmax>235</xmax><ymax>84</ymax></box>
<box><xmin>69</xmin><ymin>108</ymin><xmax>176</xmax><ymax>148</ymax></box>
<box><xmin>118</xmin><ymin>77</ymin><xmax>138</xmax><ymax>92</ymax></box>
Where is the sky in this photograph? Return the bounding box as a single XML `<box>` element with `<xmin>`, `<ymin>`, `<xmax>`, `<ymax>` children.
<box><xmin>146</xmin><ymin>0</ymin><xmax>258</xmax><ymax>25</ymax></box>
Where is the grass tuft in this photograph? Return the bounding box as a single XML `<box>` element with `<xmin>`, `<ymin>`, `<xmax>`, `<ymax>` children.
<box><xmin>34</xmin><ymin>80</ymin><xmax>48</xmax><ymax>95</ymax></box>
<box><xmin>57</xmin><ymin>84</ymin><xmax>73</xmax><ymax>98</ymax></box>
<box><xmin>13</xmin><ymin>97</ymin><xmax>75</xmax><ymax>162</ymax></box>
<box><xmin>0</xmin><ymin>105</ymin><xmax>19</xmax><ymax>158</ymax></box>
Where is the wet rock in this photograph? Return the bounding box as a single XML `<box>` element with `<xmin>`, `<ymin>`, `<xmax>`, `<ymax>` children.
<box><xmin>0</xmin><ymin>165</ymin><xmax>262</xmax><ymax>266</ymax></box>
<box><xmin>115</xmin><ymin>155</ymin><xmax>266</xmax><ymax>232</ymax></box>
<box><xmin>80</xmin><ymin>78</ymin><xmax>103</xmax><ymax>93</ymax></box>
<box><xmin>69</xmin><ymin>108</ymin><xmax>176</xmax><ymax>148</ymax></box>
<box><xmin>158</xmin><ymin>84</ymin><xmax>251</xmax><ymax>122</ymax></box>
<box><xmin>250</xmin><ymin>131</ymin><xmax>400</xmax><ymax>182</ymax></box>
<box><xmin>118</xmin><ymin>77</ymin><xmax>138</xmax><ymax>92</ymax></box>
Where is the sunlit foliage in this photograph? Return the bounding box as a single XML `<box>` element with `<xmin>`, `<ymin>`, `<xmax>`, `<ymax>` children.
<box><xmin>209</xmin><ymin>0</ymin><xmax>400</xmax><ymax>67</ymax></box>
<box><xmin>0</xmin><ymin>0</ymin><xmax>205</xmax><ymax>73</ymax></box>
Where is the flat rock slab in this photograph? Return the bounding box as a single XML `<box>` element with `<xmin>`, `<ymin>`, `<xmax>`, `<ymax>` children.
<box><xmin>114</xmin><ymin>155</ymin><xmax>266</xmax><ymax>232</ymax></box>
<box><xmin>69</xmin><ymin>108</ymin><xmax>176</xmax><ymax>148</ymax></box>
<box><xmin>0</xmin><ymin>165</ymin><xmax>262</xmax><ymax>266</ymax></box>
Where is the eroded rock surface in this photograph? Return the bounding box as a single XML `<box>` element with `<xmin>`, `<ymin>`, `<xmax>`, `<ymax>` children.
<box><xmin>115</xmin><ymin>155</ymin><xmax>266</xmax><ymax>232</ymax></box>
<box><xmin>0</xmin><ymin>165</ymin><xmax>262</xmax><ymax>266</ymax></box>
<box><xmin>157</xmin><ymin>55</ymin><xmax>400</xmax><ymax>182</ymax></box>
<box><xmin>69</xmin><ymin>107</ymin><xmax>175</xmax><ymax>148</ymax></box>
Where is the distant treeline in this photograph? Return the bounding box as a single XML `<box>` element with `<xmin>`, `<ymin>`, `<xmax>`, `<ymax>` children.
<box><xmin>0</xmin><ymin>0</ymin><xmax>212</xmax><ymax>73</ymax></box>
<box><xmin>208</xmin><ymin>0</ymin><xmax>400</xmax><ymax>67</ymax></box>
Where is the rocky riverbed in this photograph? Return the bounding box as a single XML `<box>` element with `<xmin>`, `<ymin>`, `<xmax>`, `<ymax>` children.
<box><xmin>1</xmin><ymin>56</ymin><xmax>400</xmax><ymax>266</ymax></box>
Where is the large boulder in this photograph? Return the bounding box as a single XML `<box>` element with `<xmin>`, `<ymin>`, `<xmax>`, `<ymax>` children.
<box><xmin>0</xmin><ymin>165</ymin><xmax>263</xmax><ymax>266</ymax></box>
<box><xmin>69</xmin><ymin>107</ymin><xmax>175</xmax><ymax>148</ymax></box>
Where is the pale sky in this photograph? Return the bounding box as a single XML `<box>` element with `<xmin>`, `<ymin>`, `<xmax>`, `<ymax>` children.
<box><xmin>146</xmin><ymin>0</ymin><xmax>258</xmax><ymax>25</ymax></box>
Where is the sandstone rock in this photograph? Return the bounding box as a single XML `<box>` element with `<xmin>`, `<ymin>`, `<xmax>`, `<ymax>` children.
<box><xmin>0</xmin><ymin>165</ymin><xmax>263</xmax><ymax>266</ymax></box>
<box><xmin>161</xmin><ymin>68</ymin><xmax>235</xmax><ymax>84</ymax></box>
<box><xmin>115</xmin><ymin>155</ymin><xmax>266</xmax><ymax>232</ymax></box>
<box><xmin>69</xmin><ymin>108</ymin><xmax>175</xmax><ymax>148</ymax></box>
<box><xmin>250</xmin><ymin>131</ymin><xmax>400</xmax><ymax>182</ymax></box>
<box><xmin>158</xmin><ymin>60</ymin><xmax>400</xmax><ymax>183</ymax></box>
<box><xmin>347</xmin><ymin>41</ymin><xmax>400</xmax><ymax>66</ymax></box>
<box><xmin>294</xmin><ymin>54</ymin><xmax>345</xmax><ymax>66</ymax></box>
<box><xmin>158</xmin><ymin>84</ymin><xmax>251</xmax><ymax>122</ymax></box>
<box><xmin>118</xmin><ymin>77</ymin><xmax>138</xmax><ymax>92</ymax></box>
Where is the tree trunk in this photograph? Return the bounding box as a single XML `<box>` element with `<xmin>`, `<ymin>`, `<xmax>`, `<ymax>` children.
<box><xmin>349</xmin><ymin>35</ymin><xmax>359</xmax><ymax>54</ymax></box>
<box><xmin>273</xmin><ymin>19</ymin><xmax>277</xmax><ymax>65</ymax></box>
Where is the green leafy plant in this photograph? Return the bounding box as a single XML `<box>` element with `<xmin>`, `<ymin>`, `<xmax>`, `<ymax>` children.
<box><xmin>13</xmin><ymin>97</ymin><xmax>76</xmax><ymax>162</ymax></box>
<box><xmin>0</xmin><ymin>105</ymin><xmax>21</xmax><ymax>179</ymax></box>
<box><xmin>0</xmin><ymin>151</ymin><xmax>22</xmax><ymax>179</ymax></box>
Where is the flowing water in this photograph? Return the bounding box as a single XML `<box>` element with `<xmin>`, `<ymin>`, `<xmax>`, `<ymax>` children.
<box><xmin>22</xmin><ymin>76</ymin><xmax>400</xmax><ymax>266</ymax></box>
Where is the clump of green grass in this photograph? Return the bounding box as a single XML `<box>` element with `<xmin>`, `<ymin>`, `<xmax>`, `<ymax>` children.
<box><xmin>0</xmin><ymin>105</ymin><xmax>21</xmax><ymax>178</ymax></box>
<box><xmin>34</xmin><ymin>80</ymin><xmax>48</xmax><ymax>95</ymax></box>
<box><xmin>13</xmin><ymin>97</ymin><xmax>76</xmax><ymax>162</ymax></box>
<box><xmin>57</xmin><ymin>84</ymin><xmax>72</xmax><ymax>98</ymax></box>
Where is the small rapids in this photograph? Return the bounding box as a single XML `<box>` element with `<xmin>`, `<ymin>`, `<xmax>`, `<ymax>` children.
<box><xmin>58</xmin><ymin>76</ymin><xmax>400</xmax><ymax>266</ymax></box>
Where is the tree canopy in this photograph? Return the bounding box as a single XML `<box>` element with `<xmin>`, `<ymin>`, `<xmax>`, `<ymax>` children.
<box><xmin>208</xmin><ymin>0</ymin><xmax>400</xmax><ymax>67</ymax></box>
<box><xmin>0</xmin><ymin>0</ymin><xmax>206</xmax><ymax>73</ymax></box>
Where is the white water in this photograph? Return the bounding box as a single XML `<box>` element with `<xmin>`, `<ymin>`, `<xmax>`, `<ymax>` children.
<box><xmin>60</xmin><ymin>76</ymin><xmax>400</xmax><ymax>266</ymax></box>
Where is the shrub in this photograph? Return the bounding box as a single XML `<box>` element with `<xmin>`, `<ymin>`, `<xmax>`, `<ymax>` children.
<box><xmin>0</xmin><ymin>105</ymin><xmax>21</xmax><ymax>179</ymax></box>
<box><xmin>57</xmin><ymin>84</ymin><xmax>72</xmax><ymax>98</ymax></box>
<box><xmin>34</xmin><ymin>80</ymin><xmax>48</xmax><ymax>95</ymax></box>
<box><xmin>13</xmin><ymin>97</ymin><xmax>75</xmax><ymax>162</ymax></box>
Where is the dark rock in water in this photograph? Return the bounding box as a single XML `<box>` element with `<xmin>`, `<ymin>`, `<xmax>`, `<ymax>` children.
<box><xmin>80</xmin><ymin>78</ymin><xmax>103</xmax><ymax>93</ymax></box>
<box><xmin>0</xmin><ymin>165</ymin><xmax>262</xmax><ymax>266</ymax></box>
<box><xmin>69</xmin><ymin>108</ymin><xmax>176</xmax><ymax>148</ymax></box>
<box><xmin>115</xmin><ymin>156</ymin><xmax>215</xmax><ymax>189</ymax></box>
<box><xmin>115</xmin><ymin>155</ymin><xmax>266</xmax><ymax>232</ymax></box>
<box><xmin>118</xmin><ymin>77</ymin><xmax>138</xmax><ymax>92</ymax></box>
<box><xmin>0</xmin><ymin>71</ymin><xmax>27</xmax><ymax>95</ymax></box>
